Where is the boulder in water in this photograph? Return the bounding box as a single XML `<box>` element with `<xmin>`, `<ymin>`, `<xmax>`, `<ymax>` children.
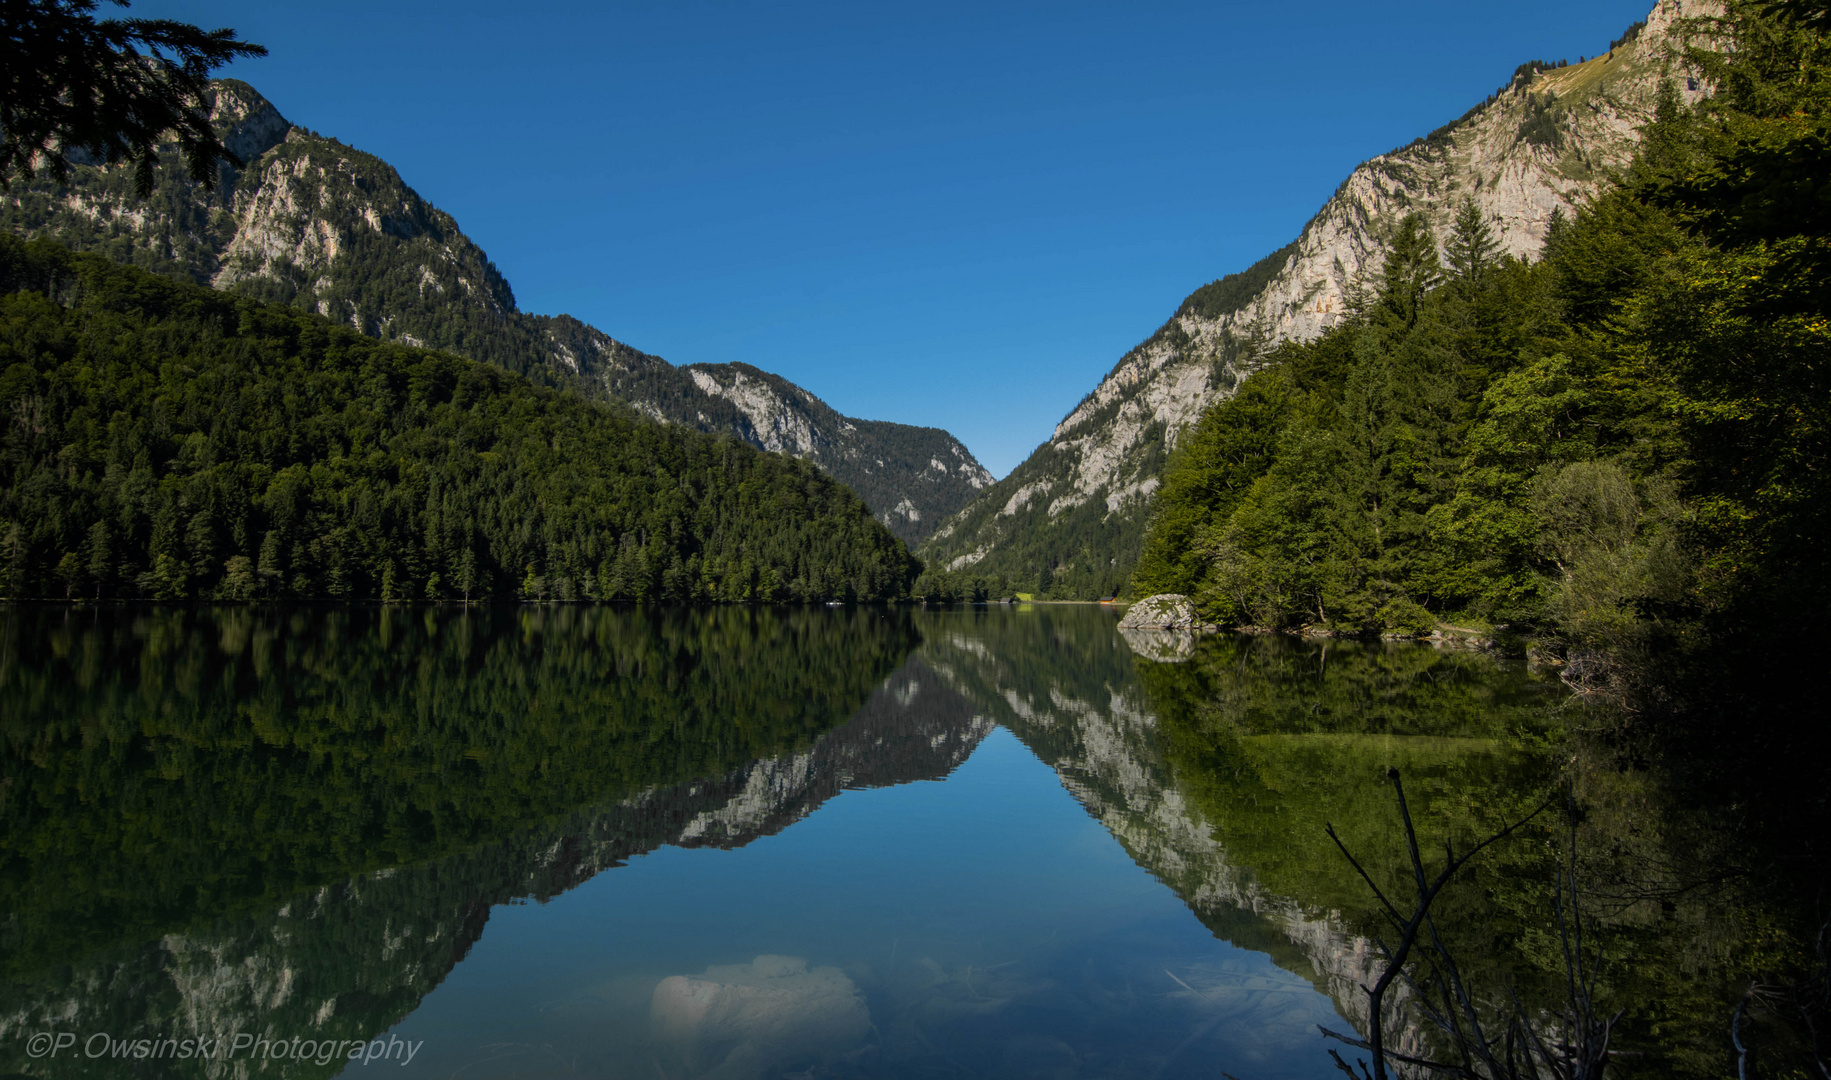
<box><xmin>1118</xmin><ymin>594</ymin><xmax>1198</xmax><ymax>630</ymax></box>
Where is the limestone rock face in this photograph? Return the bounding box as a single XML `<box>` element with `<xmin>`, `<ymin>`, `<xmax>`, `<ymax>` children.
<box><xmin>208</xmin><ymin>80</ymin><xmax>292</xmax><ymax>165</ymax></box>
<box><xmin>1119</xmin><ymin>594</ymin><xmax>1198</xmax><ymax>630</ymax></box>
<box><xmin>920</xmin><ymin>0</ymin><xmax>1722</xmax><ymax>587</ymax></box>
<box><xmin>679</xmin><ymin>363</ymin><xmax>994</xmax><ymax>541</ymax></box>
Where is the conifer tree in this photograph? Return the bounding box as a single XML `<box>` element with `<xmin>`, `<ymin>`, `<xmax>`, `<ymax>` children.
<box><xmin>1376</xmin><ymin>214</ymin><xmax>1444</xmax><ymax>330</ymax></box>
<box><xmin>1446</xmin><ymin>198</ymin><xmax>1499</xmax><ymax>289</ymax></box>
<box><xmin>0</xmin><ymin>521</ymin><xmax>18</xmax><ymax>597</ymax></box>
<box><xmin>84</xmin><ymin>520</ymin><xmax>111</xmax><ymax>598</ymax></box>
<box><xmin>55</xmin><ymin>551</ymin><xmax>81</xmax><ymax>598</ymax></box>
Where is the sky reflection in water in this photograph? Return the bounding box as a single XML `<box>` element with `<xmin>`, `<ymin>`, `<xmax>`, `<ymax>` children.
<box><xmin>393</xmin><ymin>727</ymin><xmax>1342</xmax><ymax>1079</ymax></box>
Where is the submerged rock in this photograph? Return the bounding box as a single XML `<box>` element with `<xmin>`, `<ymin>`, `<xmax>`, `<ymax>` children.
<box><xmin>651</xmin><ymin>954</ymin><xmax>870</xmax><ymax>1077</ymax></box>
<box><xmin>1118</xmin><ymin>594</ymin><xmax>1198</xmax><ymax>630</ymax></box>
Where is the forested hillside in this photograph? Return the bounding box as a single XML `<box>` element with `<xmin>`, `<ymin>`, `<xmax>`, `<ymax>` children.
<box><xmin>1133</xmin><ymin>0</ymin><xmax>1827</xmax><ymax>688</ymax></box>
<box><xmin>0</xmin><ymin>81</ymin><xmax>991</xmax><ymax>542</ymax></box>
<box><xmin>0</xmin><ymin>236</ymin><xmax>920</xmax><ymax>602</ymax></box>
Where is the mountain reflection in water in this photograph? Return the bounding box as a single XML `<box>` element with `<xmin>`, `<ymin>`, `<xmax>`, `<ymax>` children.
<box><xmin>0</xmin><ymin>604</ymin><xmax>1774</xmax><ymax>1079</ymax></box>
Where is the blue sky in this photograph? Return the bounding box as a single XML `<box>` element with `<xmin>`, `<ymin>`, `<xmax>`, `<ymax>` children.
<box><xmin>133</xmin><ymin>0</ymin><xmax>1652</xmax><ymax>476</ymax></box>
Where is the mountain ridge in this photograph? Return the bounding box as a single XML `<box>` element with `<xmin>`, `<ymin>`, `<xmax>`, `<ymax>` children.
<box><xmin>0</xmin><ymin>80</ymin><xmax>991</xmax><ymax>543</ymax></box>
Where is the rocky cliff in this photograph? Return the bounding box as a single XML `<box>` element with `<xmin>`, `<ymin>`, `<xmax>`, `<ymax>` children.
<box><xmin>918</xmin><ymin>0</ymin><xmax>1719</xmax><ymax>593</ymax></box>
<box><xmin>0</xmin><ymin>81</ymin><xmax>990</xmax><ymax>543</ymax></box>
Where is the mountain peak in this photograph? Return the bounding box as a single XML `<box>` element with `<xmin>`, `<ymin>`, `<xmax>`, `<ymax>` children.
<box><xmin>206</xmin><ymin>79</ymin><xmax>292</xmax><ymax>166</ymax></box>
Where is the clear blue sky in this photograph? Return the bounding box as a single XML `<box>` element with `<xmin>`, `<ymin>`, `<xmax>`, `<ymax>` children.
<box><xmin>133</xmin><ymin>0</ymin><xmax>1652</xmax><ymax>477</ymax></box>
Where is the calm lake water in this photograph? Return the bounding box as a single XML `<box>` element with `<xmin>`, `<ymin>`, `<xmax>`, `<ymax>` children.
<box><xmin>1</xmin><ymin>603</ymin><xmax>1767</xmax><ymax>1079</ymax></box>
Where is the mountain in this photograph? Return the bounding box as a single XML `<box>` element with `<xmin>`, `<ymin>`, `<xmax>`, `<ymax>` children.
<box><xmin>0</xmin><ymin>81</ymin><xmax>991</xmax><ymax>543</ymax></box>
<box><xmin>917</xmin><ymin>0</ymin><xmax>1717</xmax><ymax>596</ymax></box>
<box><xmin>0</xmin><ymin>236</ymin><xmax>921</xmax><ymax>603</ymax></box>
<box><xmin>630</xmin><ymin>358</ymin><xmax>992</xmax><ymax>539</ymax></box>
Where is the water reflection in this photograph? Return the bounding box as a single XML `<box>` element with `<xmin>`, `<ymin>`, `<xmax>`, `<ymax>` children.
<box><xmin>651</xmin><ymin>955</ymin><xmax>872</xmax><ymax>1076</ymax></box>
<box><xmin>4</xmin><ymin>603</ymin><xmax>1777</xmax><ymax>1079</ymax></box>
<box><xmin>383</xmin><ymin>718</ymin><xmax>1341</xmax><ymax>1080</ymax></box>
<box><xmin>0</xmin><ymin>605</ymin><xmax>930</xmax><ymax>1076</ymax></box>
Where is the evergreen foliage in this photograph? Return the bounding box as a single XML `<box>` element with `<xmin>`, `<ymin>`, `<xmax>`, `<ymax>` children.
<box><xmin>1135</xmin><ymin>0</ymin><xmax>1831</xmax><ymax>667</ymax></box>
<box><xmin>1174</xmin><ymin>242</ymin><xmax>1300</xmax><ymax>322</ymax></box>
<box><xmin>0</xmin><ymin>235</ymin><xmax>921</xmax><ymax>601</ymax></box>
<box><xmin>1610</xmin><ymin>20</ymin><xmax>1648</xmax><ymax>53</ymax></box>
<box><xmin>1514</xmin><ymin>93</ymin><xmax>1567</xmax><ymax>150</ymax></box>
<box><xmin>910</xmin><ymin>567</ymin><xmax>1016</xmax><ymax>602</ymax></box>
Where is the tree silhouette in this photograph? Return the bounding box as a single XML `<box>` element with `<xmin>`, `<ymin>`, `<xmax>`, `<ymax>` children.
<box><xmin>0</xmin><ymin>0</ymin><xmax>266</xmax><ymax>195</ymax></box>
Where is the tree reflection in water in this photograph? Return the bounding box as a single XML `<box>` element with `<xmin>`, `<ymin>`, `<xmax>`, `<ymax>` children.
<box><xmin>0</xmin><ymin>605</ymin><xmax>1823</xmax><ymax>1078</ymax></box>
